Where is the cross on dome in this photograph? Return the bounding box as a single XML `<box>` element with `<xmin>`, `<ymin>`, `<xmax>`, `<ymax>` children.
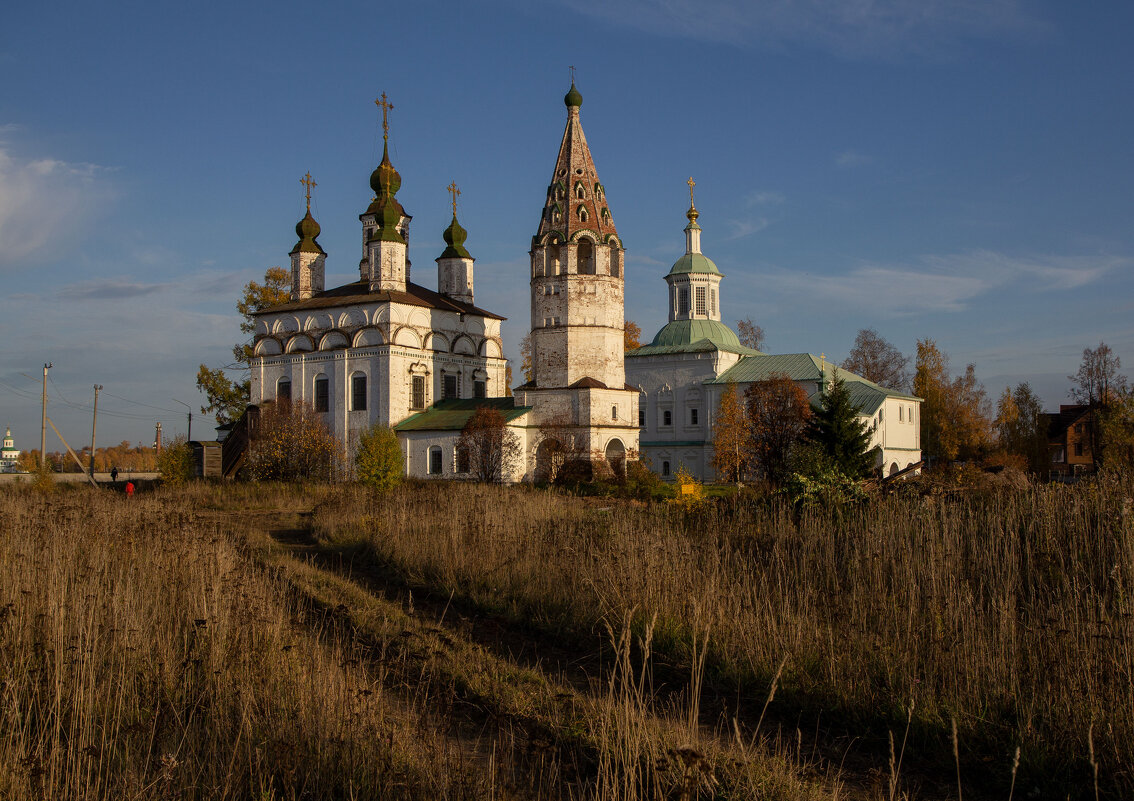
<box><xmin>447</xmin><ymin>181</ymin><xmax>461</xmax><ymax>215</ymax></box>
<box><xmin>301</xmin><ymin>172</ymin><xmax>317</xmax><ymax>211</ymax></box>
<box><xmin>375</xmin><ymin>92</ymin><xmax>394</xmax><ymax>140</ymax></box>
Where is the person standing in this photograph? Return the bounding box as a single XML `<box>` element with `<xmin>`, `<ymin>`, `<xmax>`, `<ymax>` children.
<box><xmin>126</xmin><ymin>481</ymin><xmax>135</xmax><ymax>498</ymax></box>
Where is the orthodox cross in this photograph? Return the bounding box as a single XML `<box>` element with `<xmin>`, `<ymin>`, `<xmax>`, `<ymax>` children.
<box><xmin>569</xmin><ymin>65</ymin><xmax>576</xmax><ymax>83</ymax></box>
<box><xmin>301</xmin><ymin>172</ymin><xmax>316</xmax><ymax>211</ymax></box>
<box><xmin>447</xmin><ymin>181</ymin><xmax>461</xmax><ymax>215</ymax></box>
<box><xmin>687</xmin><ymin>176</ymin><xmax>696</xmax><ymax>207</ymax></box>
<box><xmin>375</xmin><ymin>92</ymin><xmax>394</xmax><ymax>138</ymax></box>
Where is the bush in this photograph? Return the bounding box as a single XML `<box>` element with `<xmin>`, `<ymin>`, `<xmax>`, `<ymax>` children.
<box><xmin>355</xmin><ymin>424</ymin><xmax>403</xmax><ymax>492</ymax></box>
<box><xmin>157</xmin><ymin>435</ymin><xmax>194</xmax><ymax>485</ymax></box>
<box><xmin>782</xmin><ymin>466</ymin><xmax>868</xmax><ymax>508</ymax></box>
<box><xmin>246</xmin><ymin>401</ymin><xmax>344</xmax><ymax>482</ymax></box>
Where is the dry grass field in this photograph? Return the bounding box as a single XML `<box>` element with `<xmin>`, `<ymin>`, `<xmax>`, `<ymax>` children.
<box><xmin>1</xmin><ymin>474</ymin><xmax>1130</xmax><ymax>799</ymax></box>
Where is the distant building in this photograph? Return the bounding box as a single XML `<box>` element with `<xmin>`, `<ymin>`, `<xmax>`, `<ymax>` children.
<box><xmin>1047</xmin><ymin>404</ymin><xmax>1095</xmax><ymax>475</ymax></box>
<box><xmin>1</xmin><ymin>427</ymin><xmax>21</xmax><ymax>472</ymax></box>
<box><xmin>625</xmin><ymin>200</ymin><xmax>922</xmax><ymax>481</ymax></box>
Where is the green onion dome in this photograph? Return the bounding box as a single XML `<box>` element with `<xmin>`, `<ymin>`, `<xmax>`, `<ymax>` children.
<box><xmin>370</xmin><ymin>142</ymin><xmax>402</xmax><ymax>198</ymax></box>
<box><xmin>290</xmin><ymin>210</ymin><xmax>325</xmax><ymax>255</ymax></box>
<box><xmin>440</xmin><ymin>214</ymin><xmax>471</xmax><ymax>259</ymax></box>
<box><xmin>564</xmin><ymin>82</ymin><xmax>582</xmax><ymax>108</ymax></box>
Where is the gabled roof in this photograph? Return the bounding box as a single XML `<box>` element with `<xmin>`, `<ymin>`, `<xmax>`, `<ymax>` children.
<box><xmin>253</xmin><ymin>280</ymin><xmax>505</xmax><ymax>320</ymax></box>
<box><xmin>708</xmin><ymin>353</ymin><xmax>919</xmax><ymax>415</ymax></box>
<box><xmin>394</xmin><ymin>398</ymin><xmax>532</xmax><ymax>432</ymax></box>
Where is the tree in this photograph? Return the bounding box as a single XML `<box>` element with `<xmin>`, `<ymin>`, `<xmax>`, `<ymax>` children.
<box><xmin>624</xmin><ymin>319</ymin><xmax>642</xmax><ymax>352</ymax></box>
<box><xmin>246</xmin><ymin>401</ymin><xmax>343</xmax><ymax>481</ymax></box>
<box><xmin>355</xmin><ymin>424</ymin><xmax>403</xmax><ymax>491</ymax></box>
<box><xmin>994</xmin><ymin>382</ymin><xmax>1049</xmax><ymax>474</ymax></box>
<box><xmin>1069</xmin><ymin>342</ymin><xmax>1127</xmax><ymax>469</ymax></box>
<box><xmin>842</xmin><ymin>328</ymin><xmax>909</xmax><ymax>391</ymax></box>
<box><xmin>197</xmin><ymin>266</ymin><xmax>291</xmax><ymax>424</ymax></box>
<box><xmin>457</xmin><ymin>407</ymin><xmax>522</xmax><ymax>482</ymax></box>
<box><xmin>914</xmin><ymin>339</ymin><xmax>990</xmax><ymax>464</ymax></box>
<box><xmin>807</xmin><ymin>370</ymin><xmax>877</xmax><ymax>479</ymax></box>
<box><xmin>736</xmin><ymin>318</ymin><xmax>765</xmax><ymax>351</ymax></box>
<box><xmin>519</xmin><ymin>333</ymin><xmax>533</xmax><ymax>384</ymax></box>
<box><xmin>157</xmin><ymin>435</ymin><xmax>194</xmax><ymax>485</ymax></box>
<box><xmin>712</xmin><ymin>382</ymin><xmax>749</xmax><ymax>483</ymax></box>
<box><xmin>1100</xmin><ymin>388</ymin><xmax>1134</xmax><ymax>472</ymax></box>
<box><xmin>744</xmin><ymin>373</ymin><xmax>811</xmax><ymax>485</ymax></box>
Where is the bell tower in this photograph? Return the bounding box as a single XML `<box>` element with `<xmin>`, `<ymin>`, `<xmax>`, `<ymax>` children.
<box><xmin>516</xmin><ymin>79</ymin><xmax>639</xmax><ymax>477</ymax></box>
<box><xmin>290</xmin><ymin>172</ymin><xmax>326</xmax><ymax>301</ymax></box>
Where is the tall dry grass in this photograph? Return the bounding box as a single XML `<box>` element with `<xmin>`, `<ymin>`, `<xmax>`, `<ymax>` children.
<box><xmin>0</xmin><ymin>486</ymin><xmax>500</xmax><ymax>800</ymax></box>
<box><xmin>312</xmin><ymin>476</ymin><xmax>1134</xmax><ymax>795</ymax></box>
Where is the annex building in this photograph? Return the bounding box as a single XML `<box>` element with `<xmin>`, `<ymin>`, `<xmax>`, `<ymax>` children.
<box><xmin>626</xmin><ymin>197</ymin><xmax>922</xmax><ymax>481</ymax></box>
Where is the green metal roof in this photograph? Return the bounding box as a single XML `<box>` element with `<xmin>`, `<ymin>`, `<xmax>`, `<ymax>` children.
<box><xmin>394</xmin><ymin>398</ymin><xmax>532</xmax><ymax>432</ymax></box>
<box><xmin>709</xmin><ymin>354</ymin><xmax>920</xmax><ymax>415</ymax></box>
<box><xmin>666</xmin><ymin>253</ymin><xmax>722</xmax><ymax>276</ymax></box>
<box><xmin>627</xmin><ymin>319</ymin><xmax>757</xmax><ymax>357</ymax></box>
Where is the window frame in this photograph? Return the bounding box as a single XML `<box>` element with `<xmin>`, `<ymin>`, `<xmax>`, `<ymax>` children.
<box><xmin>314</xmin><ymin>376</ymin><xmax>329</xmax><ymax>413</ymax></box>
<box><xmin>351</xmin><ymin>373</ymin><xmax>367</xmax><ymax>411</ymax></box>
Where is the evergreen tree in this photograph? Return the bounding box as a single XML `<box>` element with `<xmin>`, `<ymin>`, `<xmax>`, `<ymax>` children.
<box><xmin>807</xmin><ymin>370</ymin><xmax>876</xmax><ymax>478</ymax></box>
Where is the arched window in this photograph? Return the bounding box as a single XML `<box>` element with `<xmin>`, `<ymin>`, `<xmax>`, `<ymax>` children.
<box><xmin>662</xmin><ymin>461</ymin><xmax>671</xmax><ymax>477</ymax></box>
<box><xmin>428</xmin><ymin>446</ymin><xmax>443</xmax><ymax>475</ymax></box>
<box><xmin>574</xmin><ymin>182</ymin><xmax>586</xmax><ymax>199</ymax></box>
<box><xmin>663</xmin><ymin>410</ymin><xmax>672</xmax><ymax>427</ymax></box>
<box><xmin>577</xmin><ymin>240</ymin><xmax>594</xmax><ymax>275</ymax></box>
<box><xmin>548</xmin><ymin>241</ymin><xmax>561</xmax><ymax>276</ymax></box>
<box><xmin>610</xmin><ymin>249</ymin><xmax>621</xmax><ymax>278</ymax></box>
<box><xmin>351</xmin><ymin>372</ymin><xmax>367</xmax><ymax>411</ymax></box>
<box><xmin>276</xmin><ymin>377</ymin><xmax>291</xmax><ymax>403</ymax></box>
<box><xmin>313</xmin><ymin>375</ymin><xmax>329</xmax><ymax>413</ymax></box>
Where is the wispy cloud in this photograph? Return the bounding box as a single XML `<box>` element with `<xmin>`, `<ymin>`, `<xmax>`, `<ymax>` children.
<box><xmin>0</xmin><ymin>143</ymin><xmax>115</xmax><ymax>268</ymax></box>
<box><xmin>725</xmin><ymin>217</ymin><xmax>771</xmax><ymax>240</ymax></box>
<box><xmin>548</xmin><ymin>0</ymin><xmax>1048</xmax><ymax>58</ymax></box>
<box><xmin>58</xmin><ymin>280</ymin><xmax>171</xmax><ymax>300</ymax></box>
<box><xmin>834</xmin><ymin>150</ymin><xmax>872</xmax><ymax>168</ymax></box>
<box><xmin>757</xmin><ymin>250</ymin><xmax>1124</xmax><ymax>315</ymax></box>
<box><xmin>746</xmin><ymin>190</ymin><xmax>785</xmax><ymax>207</ymax></box>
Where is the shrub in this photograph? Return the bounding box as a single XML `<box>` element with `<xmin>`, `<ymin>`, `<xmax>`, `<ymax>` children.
<box><xmin>246</xmin><ymin>401</ymin><xmax>344</xmax><ymax>482</ymax></box>
<box><xmin>157</xmin><ymin>435</ymin><xmax>194</xmax><ymax>485</ymax></box>
<box><xmin>355</xmin><ymin>424</ymin><xmax>403</xmax><ymax>492</ymax></box>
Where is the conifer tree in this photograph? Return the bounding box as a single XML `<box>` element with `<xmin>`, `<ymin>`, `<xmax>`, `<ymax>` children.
<box><xmin>807</xmin><ymin>370</ymin><xmax>876</xmax><ymax>479</ymax></box>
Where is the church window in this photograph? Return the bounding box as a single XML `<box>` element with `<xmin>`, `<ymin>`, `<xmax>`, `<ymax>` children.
<box><xmin>314</xmin><ymin>377</ymin><xmax>329</xmax><ymax>413</ymax></box>
<box><xmin>663</xmin><ymin>410</ymin><xmax>672</xmax><ymax>427</ymax></box>
<box><xmin>695</xmin><ymin>286</ymin><xmax>707</xmax><ymax>316</ymax></box>
<box><xmin>411</xmin><ymin>375</ymin><xmax>426</xmax><ymax>410</ymax></box>
<box><xmin>662</xmin><ymin>461</ymin><xmax>671</xmax><ymax>477</ymax></box>
<box><xmin>574</xmin><ymin>182</ymin><xmax>586</xmax><ymax>199</ymax></box>
<box><xmin>428</xmin><ymin>446</ymin><xmax>443</xmax><ymax>475</ymax></box>
<box><xmin>610</xmin><ymin>250</ymin><xmax>621</xmax><ymax>278</ymax></box>
<box><xmin>351</xmin><ymin>373</ymin><xmax>367</xmax><ymax>411</ymax></box>
<box><xmin>443</xmin><ymin>373</ymin><xmax>459</xmax><ymax>399</ymax></box>
<box><xmin>474</xmin><ymin>380</ymin><xmax>486</xmax><ymax>398</ymax></box>
<box><xmin>638</xmin><ymin>409</ymin><xmax>645</xmax><ymax>426</ymax></box>
<box><xmin>690</xmin><ymin>408</ymin><xmax>699</xmax><ymax>425</ymax></box>
<box><xmin>899</xmin><ymin>406</ymin><xmax>904</xmax><ymax>422</ymax></box>
<box><xmin>577</xmin><ymin>205</ymin><xmax>588</xmax><ymax>223</ymax></box>
<box><xmin>277</xmin><ymin>377</ymin><xmax>291</xmax><ymax>403</ymax></box>
<box><xmin>710</xmin><ymin>289</ymin><xmax>717</xmax><ymax>317</ymax></box>
<box><xmin>678</xmin><ymin>288</ymin><xmax>690</xmax><ymax>315</ymax></box>
<box><xmin>612</xmin><ymin>405</ymin><xmax>618</xmax><ymax>420</ymax></box>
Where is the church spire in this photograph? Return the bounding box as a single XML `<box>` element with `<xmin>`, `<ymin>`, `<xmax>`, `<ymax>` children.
<box><xmin>367</xmin><ymin>91</ymin><xmax>406</xmax><ymax>243</ymax></box>
<box><xmin>684</xmin><ymin>176</ymin><xmax>701</xmax><ymax>255</ymax></box>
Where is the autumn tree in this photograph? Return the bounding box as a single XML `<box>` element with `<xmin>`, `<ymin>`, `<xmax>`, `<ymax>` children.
<box><xmin>1100</xmin><ymin>388</ymin><xmax>1134</xmax><ymax>472</ymax></box>
<box><xmin>807</xmin><ymin>370</ymin><xmax>877</xmax><ymax>478</ymax></box>
<box><xmin>197</xmin><ymin>266</ymin><xmax>291</xmax><ymax>424</ymax></box>
<box><xmin>736</xmin><ymin>318</ymin><xmax>766</xmax><ymax>351</ymax></box>
<box><xmin>457</xmin><ymin>407</ymin><xmax>522</xmax><ymax>482</ymax></box>
<box><xmin>842</xmin><ymin>328</ymin><xmax>909</xmax><ymax>391</ymax></box>
<box><xmin>245</xmin><ymin>400</ymin><xmax>343</xmax><ymax>481</ymax></box>
<box><xmin>712</xmin><ymin>382</ymin><xmax>749</xmax><ymax>484</ymax></box>
<box><xmin>157</xmin><ymin>436</ymin><xmax>194</xmax><ymax>485</ymax></box>
<box><xmin>1069</xmin><ymin>342</ymin><xmax>1128</xmax><ymax>469</ymax></box>
<box><xmin>744</xmin><ymin>373</ymin><xmax>811</xmax><ymax>485</ymax></box>
<box><xmin>994</xmin><ymin>383</ymin><xmax>1049</xmax><ymax>474</ymax></box>
<box><xmin>914</xmin><ymin>339</ymin><xmax>990</xmax><ymax>464</ymax></box>
<box><xmin>624</xmin><ymin>319</ymin><xmax>642</xmax><ymax>352</ymax></box>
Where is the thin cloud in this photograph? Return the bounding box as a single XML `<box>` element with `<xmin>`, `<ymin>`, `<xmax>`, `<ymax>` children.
<box><xmin>725</xmin><ymin>217</ymin><xmax>771</xmax><ymax>240</ymax></box>
<box><xmin>835</xmin><ymin>150</ymin><xmax>872</xmax><ymax>168</ymax></box>
<box><xmin>58</xmin><ymin>280</ymin><xmax>171</xmax><ymax>301</ymax></box>
<box><xmin>746</xmin><ymin>190</ymin><xmax>785</xmax><ymax>207</ymax></box>
<box><xmin>548</xmin><ymin>0</ymin><xmax>1048</xmax><ymax>58</ymax></box>
<box><xmin>758</xmin><ymin>250</ymin><xmax>1123</xmax><ymax>315</ymax></box>
<box><xmin>0</xmin><ymin>144</ymin><xmax>115</xmax><ymax>268</ymax></box>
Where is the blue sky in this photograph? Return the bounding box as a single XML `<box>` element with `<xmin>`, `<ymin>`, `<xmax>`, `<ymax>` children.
<box><xmin>2</xmin><ymin>0</ymin><xmax>1132</xmax><ymax>449</ymax></box>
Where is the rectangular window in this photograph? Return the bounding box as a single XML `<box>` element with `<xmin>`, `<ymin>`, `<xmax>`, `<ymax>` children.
<box><xmin>428</xmin><ymin>447</ymin><xmax>442</xmax><ymax>475</ymax></box>
<box><xmin>277</xmin><ymin>379</ymin><xmax>291</xmax><ymax>402</ymax></box>
<box><xmin>351</xmin><ymin>374</ymin><xmax>367</xmax><ymax>411</ymax></box>
<box><xmin>710</xmin><ymin>289</ymin><xmax>717</xmax><ymax>317</ymax></box>
<box><xmin>443</xmin><ymin>373</ymin><xmax>459</xmax><ymax>399</ymax></box>
<box><xmin>411</xmin><ymin>375</ymin><xmax>426</xmax><ymax>410</ymax></box>
<box><xmin>1075</xmin><ymin>441</ymin><xmax>1084</xmax><ymax>457</ymax></box>
<box><xmin>314</xmin><ymin>377</ymin><xmax>329</xmax><ymax>413</ymax></box>
<box><xmin>474</xmin><ymin>380</ymin><xmax>486</xmax><ymax>398</ymax></box>
<box><xmin>899</xmin><ymin>406</ymin><xmax>904</xmax><ymax>422</ymax></box>
<box><xmin>638</xmin><ymin>409</ymin><xmax>645</xmax><ymax>427</ymax></box>
<box><xmin>663</xmin><ymin>409</ymin><xmax>672</xmax><ymax>426</ymax></box>
<box><xmin>690</xmin><ymin>408</ymin><xmax>699</xmax><ymax>425</ymax></box>
<box><xmin>695</xmin><ymin>286</ymin><xmax>707</xmax><ymax>316</ymax></box>
<box><xmin>678</xmin><ymin>288</ymin><xmax>689</xmax><ymax>315</ymax></box>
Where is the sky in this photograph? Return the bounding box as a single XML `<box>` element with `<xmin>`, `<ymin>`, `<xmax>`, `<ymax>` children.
<box><xmin>2</xmin><ymin>0</ymin><xmax>1132</xmax><ymax>451</ymax></box>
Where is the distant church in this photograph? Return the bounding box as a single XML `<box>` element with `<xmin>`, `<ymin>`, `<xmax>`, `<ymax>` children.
<box><xmin>626</xmin><ymin>192</ymin><xmax>922</xmax><ymax>480</ymax></box>
<box><xmin>248</xmin><ymin>84</ymin><xmax>639</xmax><ymax>480</ymax></box>
<box><xmin>1</xmin><ymin>427</ymin><xmax>20</xmax><ymax>472</ymax></box>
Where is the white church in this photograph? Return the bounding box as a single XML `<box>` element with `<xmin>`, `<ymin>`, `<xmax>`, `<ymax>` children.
<box><xmin>245</xmin><ymin>82</ymin><xmax>919</xmax><ymax>482</ymax></box>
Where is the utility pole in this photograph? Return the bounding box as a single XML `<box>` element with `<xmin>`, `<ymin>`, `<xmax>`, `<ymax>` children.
<box><xmin>173</xmin><ymin>398</ymin><xmax>192</xmax><ymax>442</ymax></box>
<box><xmin>40</xmin><ymin>362</ymin><xmax>52</xmax><ymax>468</ymax></box>
<box><xmin>89</xmin><ymin>384</ymin><xmax>103</xmax><ymax>479</ymax></box>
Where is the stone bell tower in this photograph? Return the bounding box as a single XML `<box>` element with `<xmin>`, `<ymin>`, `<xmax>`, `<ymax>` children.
<box><xmin>515</xmin><ymin>80</ymin><xmax>639</xmax><ymax>476</ymax></box>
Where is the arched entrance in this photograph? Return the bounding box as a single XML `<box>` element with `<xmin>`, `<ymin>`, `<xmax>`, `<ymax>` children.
<box><xmin>535</xmin><ymin>438</ymin><xmax>565</xmax><ymax>484</ymax></box>
<box><xmin>605</xmin><ymin>438</ymin><xmax>626</xmax><ymax>478</ymax></box>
